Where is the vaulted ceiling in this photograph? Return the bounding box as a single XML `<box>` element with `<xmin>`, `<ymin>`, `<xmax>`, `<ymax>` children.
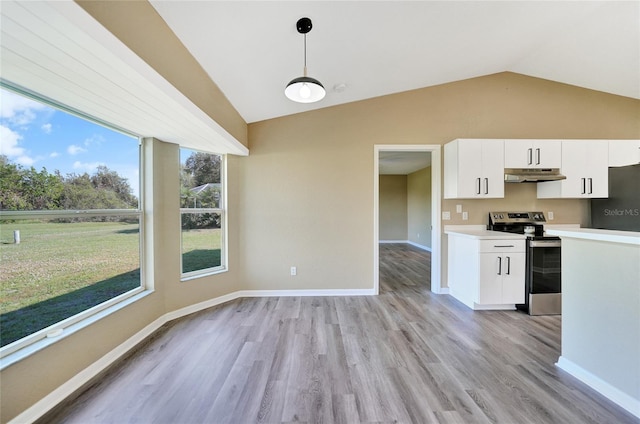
<box><xmin>150</xmin><ymin>1</ymin><xmax>640</xmax><ymax>124</ymax></box>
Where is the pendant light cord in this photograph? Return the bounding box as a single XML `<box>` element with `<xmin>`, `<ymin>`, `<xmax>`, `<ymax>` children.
<box><xmin>303</xmin><ymin>33</ymin><xmax>308</xmax><ymax>77</ymax></box>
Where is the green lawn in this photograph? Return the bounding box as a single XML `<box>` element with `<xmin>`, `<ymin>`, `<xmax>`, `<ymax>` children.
<box><xmin>0</xmin><ymin>220</ymin><xmax>222</xmax><ymax>347</ymax></box>
<box><xmin>181</xmin><ymin>227</ymin><xmax>222</xmax><ymax>273</ymax></box>
<box><xmin>0</xmin><ymin>220</ymin><xmax>140</xmax><ymax>347</ymax></box>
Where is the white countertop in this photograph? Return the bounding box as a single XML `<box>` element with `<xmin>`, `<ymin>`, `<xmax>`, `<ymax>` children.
<box><xmin>546</xmin><ymin>227</ymin><xmax>640</xmax><ymax>246</ymax></box>
<box><xmin>444</xmin><ymin>225</ymin><xmax>527</xmax><ymax>240</ymax></box>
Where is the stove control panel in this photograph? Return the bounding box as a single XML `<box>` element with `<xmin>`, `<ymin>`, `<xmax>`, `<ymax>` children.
<box><xmin>489</xmin><ymin>211</ymin><xmax>546</xmax><ymax>224</ymax></box>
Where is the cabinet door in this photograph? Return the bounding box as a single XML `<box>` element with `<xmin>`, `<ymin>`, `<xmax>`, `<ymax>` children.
<box><xmin>504</xmin><ymin>140</ymin><xmax>533</xmax><ymax>168</ymax></box>
<box><xmin>478</xmin><ymin>253</ymin><xmax>504</xmax><ymax>304</ymax></box>
<box><xmin>505</xmin><ymin>140</ymin><xmax>561</xmax><ymax>169</ymax></box>
<box><xmin>481</xmin><ymin>139</ymin><xmax>505</xmax><ymax>198</ymax></box>
<box><xmin>501</xmin><ymin>253</ymin><xmax>525</xmax><ymax>303</ymax></box>
<box><xmin>584</xmin><ymin>141</ymin><xmax>609</xmax><ymax>197</ymax></box>
<box><xmin>559</xmin><ymin>142</ymin><xmax>588</xmax><ymax>197</ymax></box>
<box><xmin>533</xmin><ymin>140</ymin><xmax>561</xmax><ymax>168</ymax></box>
<box><xmin>456</xmin><ymin>140</ymin><xmax>485</xmax><ymax>198</ymax></box>
<box><xmin>609</xmin><ymin>140</ymin><xmax>640</xmax><ymax>167</ymax></box>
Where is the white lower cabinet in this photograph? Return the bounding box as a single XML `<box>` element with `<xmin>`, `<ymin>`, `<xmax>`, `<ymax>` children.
<box><xmin>478</xmin><ymin>249</ymin><xmax>525</xmax><ymax>304</ymax></box>
<box><xmin>448</xmin><ymin>234</ymin><xmax>525</xmax><ymax>310</ymax></box>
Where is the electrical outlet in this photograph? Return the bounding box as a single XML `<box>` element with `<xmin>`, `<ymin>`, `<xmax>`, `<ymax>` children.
<box><xmin>548</xmin><ymin>211</ymin><xmax>554</xmax><ymax>220</ymax></box>
<box><xmin>290</xmin><ymin>266</ymin><xmax>297</xmax><ymax>276</ymax></box>
<box><xmin>462</xmin><ymin>211</ymin><xmax>469</xmax><ymax>220</ymax></box>
<box><xmin>443</xmin><ymin>211</ymin><xmax>451</xmax><ymax>220</ymax></box>
<box><xmin>456</xmin><ymin>204</ymin><xmax>462</xmax><ymax>213</ymax></box>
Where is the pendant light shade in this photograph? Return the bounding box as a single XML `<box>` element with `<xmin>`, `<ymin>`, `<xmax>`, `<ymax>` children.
<box><xmin>285</xmin><ymin>76</ymin><xmax>325</xmax><ymax>103</ymax></box>
<box><xmin>285</xmin><ymin>17</ymin><xmax>325</xmax><ymax>103</ymax></box>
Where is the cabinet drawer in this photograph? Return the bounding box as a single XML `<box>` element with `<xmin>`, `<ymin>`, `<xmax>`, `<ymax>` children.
<box><xmin>479</xmin><ymin>240</ymin><xmax>525</xmax><ymax>253</ymax></box>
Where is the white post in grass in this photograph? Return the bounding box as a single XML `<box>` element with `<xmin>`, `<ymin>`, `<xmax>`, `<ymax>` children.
<box><xmin>14</xmin><ymin>230</ymin><xmax>20</xmax><ymax>244</ymax></box>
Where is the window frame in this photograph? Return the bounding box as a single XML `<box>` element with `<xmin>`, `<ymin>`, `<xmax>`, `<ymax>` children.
<box><xmin>179</xmin><ymin>151</ymin><xmax>227</xmax><ymax>280</ymax></box>
<box><xmin>0</xmin><ymin>85</ymin><xmax>146</xmax><ymax>364</ymax></box>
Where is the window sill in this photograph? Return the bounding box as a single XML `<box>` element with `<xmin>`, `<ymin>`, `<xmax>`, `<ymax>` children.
<box><xmin>180</xmin><ymin>267</ymin><xmax>228</xmax><ymax>282</ymax></box>
<box><xmin>0</xmin><ymin>289</ymin><xmax>153</xmax><ymax>371</ymax></box>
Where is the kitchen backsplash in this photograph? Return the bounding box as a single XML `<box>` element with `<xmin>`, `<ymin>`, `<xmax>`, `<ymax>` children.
<box><xmin>441</xmin><ymin>183</ymin><xmax>590</xmax><ymax>227</ymax></box>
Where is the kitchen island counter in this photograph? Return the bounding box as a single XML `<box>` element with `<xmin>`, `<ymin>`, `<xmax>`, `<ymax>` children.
<box><xmin>546</xmin><ymin>227</ymin><xmax>640</xmax><ymax>245</ymax></box>
<box><xmin>547</xmin><ymin>227</ymin><xmax>640</xmax><ymax>418</ymax></box>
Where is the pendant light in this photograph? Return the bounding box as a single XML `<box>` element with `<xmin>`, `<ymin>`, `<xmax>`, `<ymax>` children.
<box><xmin>285</xmin><ymin>17</ymin><xmax>326</xmax><ymax>103</ymax></box>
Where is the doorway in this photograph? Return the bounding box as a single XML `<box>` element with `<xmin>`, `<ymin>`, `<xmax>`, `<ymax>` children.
<box><xmin>373</xmin><ymin>145</ymin><xmax>442</xmax><ymax>294</ymax></box>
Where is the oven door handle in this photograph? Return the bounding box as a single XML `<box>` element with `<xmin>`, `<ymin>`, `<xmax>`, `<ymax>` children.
<box><xmin>529</xmin><ymin>240</ymin><xmax>561</xmax><ymax>248</ymax></box>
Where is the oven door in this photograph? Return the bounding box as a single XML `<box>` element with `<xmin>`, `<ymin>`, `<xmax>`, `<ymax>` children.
<box><xmin>526</xmin><ymin>239</ymin><xmax>561</xmax><ymax>315</ymax></box>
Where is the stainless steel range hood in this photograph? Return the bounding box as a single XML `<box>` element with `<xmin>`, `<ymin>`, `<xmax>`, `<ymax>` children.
<box><xmin>504</xmin><ymin>168</ymin><xmax>567</xmax><ymax>183</ymax></box>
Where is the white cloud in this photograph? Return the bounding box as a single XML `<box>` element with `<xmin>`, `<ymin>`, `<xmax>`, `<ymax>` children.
<box><xmin>73</xmin><ymin>161</ymin><xmax>104</xmax><ymax>172</ymax></box>
<box><xmin>0</xmin><ymin>89</ymin><xmax>49</xmax><ymax>126</ymax></box>
<box><xmin>67</xmin><ymin>144</ymin><xmax>87</xmax><ymax>155</ymax></box>
<box><xmin>50</xmin><ymin>151</ymin><xmax>60</xmax><ymax>158</ymax></box>
<box><xmin>0</xmin><ymin>125</ymin><xmax>38</xmax><ymax>167</ymax></box>
<box><xmin>84</xmin><ymin>134</ymin><xmax>105</xmax><ymax>147</ymax></box>
<box><xmin>0</xmin><ymin>124</ymin><xmax>36</xmax><ymax>167</ymax></box>
<box><xmin>0</xmin><ymin>125</ymin><xmax>23</xmax><ymax>156</ymax></box>
<box><xmin>16</xmin><ymin>155</ymin><xmax>35</xmax><ymax>166</ymax></box>
<box><xmin>41</xmin><ymin>123</ymin><xmax>52</xmax><ymax>134</ymax></box>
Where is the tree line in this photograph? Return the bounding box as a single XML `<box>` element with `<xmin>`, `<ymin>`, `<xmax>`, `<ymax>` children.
<box><xmin>1</xmin><ymin>151</ymin><xmax>221</xmax><ymax>227</ymax></box>
<box><xmin>0</xmin><ymin>155</ymin><xmax>137</xmax><ymax>211</ymax></box>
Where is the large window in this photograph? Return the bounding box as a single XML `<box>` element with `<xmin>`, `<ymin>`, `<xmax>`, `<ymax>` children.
<box><xmin>0</xmin><ymin>86</ymin><xmax>142</xmax><ymax>350</ymax></box>
<box><xmin>180</xmin><ymin>148</ymin><xmax>225</xmax><ymax>278</ymax></box>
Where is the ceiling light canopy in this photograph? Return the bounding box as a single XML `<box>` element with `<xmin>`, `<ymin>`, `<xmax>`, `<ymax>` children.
<box><xmin>285</xmin><ymin>17</ymin><xmax>325</xmax><ymax>103</ymax></box>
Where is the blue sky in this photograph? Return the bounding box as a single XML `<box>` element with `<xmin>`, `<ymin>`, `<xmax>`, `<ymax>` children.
<box><xmin>0</xmin><ymin>87</ymin><xmax>140</xmax><ymax>197</ymax></box>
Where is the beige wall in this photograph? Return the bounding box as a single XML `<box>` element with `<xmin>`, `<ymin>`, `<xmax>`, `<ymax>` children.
<box><xmin>408</xmin><ymin>166</ymin><xmax>432</xmax><ymax>248</ymax></box>
<box><xmin>242</xmin><ymin>72</ymin><xmax>640</xmax><ymax>295</ymax></box>
<box><xmin>379</xmin><ymin>175</ymin><xmax>408</xmax><ymax>240</ymax></box>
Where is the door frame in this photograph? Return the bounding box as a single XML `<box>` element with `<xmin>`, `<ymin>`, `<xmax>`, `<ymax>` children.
<box><xmin>373</xmin><ymin>144</ymin><xmax>443</xmax><ymax>294</ymax></box>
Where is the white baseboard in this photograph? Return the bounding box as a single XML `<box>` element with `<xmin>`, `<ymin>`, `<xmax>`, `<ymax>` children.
<box><xmin>556</xmin><ymin>356</ymin><xmax>640</xmax><ymax>419</ymax></box>
<box><xmin>407</xmin><ymin>241</ymin><xmax>432</xmax><ymax>252</ymax></box>
<box><xmin>9</xmin><ymin>288</ymin><xmax>374</xmax><ymax>424</ymax></box>
<box><xmin>379</xmin><ymin>240</ymin><xmax>432</xmax><ymax>252</ymax></box>
<box><xmin>10</xmin><ymin>314</ymin><xmax>167</xmax><ymax>424</ymax></box>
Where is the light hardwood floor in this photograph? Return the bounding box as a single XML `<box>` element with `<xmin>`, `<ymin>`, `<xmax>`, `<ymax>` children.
<box><xmin>42</xmin><ymin>243</ymin><xmax>638</xmax><ymax>423</ymax></box>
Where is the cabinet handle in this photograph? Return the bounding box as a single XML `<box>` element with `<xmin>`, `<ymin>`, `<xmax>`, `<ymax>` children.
<box><xmin>484</xmin><ymin>178</ymin><xmax>489</xmax><ymax>194</ymax></box>
<box><xmin>494</xmin><ymin>245</ymin><xmax>514</xmax><ymax>248</ymax></box>
<box><xmin>581</xmin><ymin>178</ymin><xmax>586</xmax><ymax>194</ymax></box>
<box><xmin>588</xmin><ymin>178</ymin><xmax>593</xmax><ymax>194</ymax></box>
<box><xmin>497</xmin><ymin>256</ymin><xmax>502</xmax><ymax>275</ymax></box>
<box><xmin>527</xmin><ymin>148</ymin><xmax>533</xmax><ymax>165</ymax></box>
<box><xmin>476</xmin><ymin>178</ymin><xmax>481</xmax><ymax>195</ymax></box>
<box><xmin>506</xmin><ymin>256</ymin><xmax>511</xmax><ymax>275</ymax></box>
<box><xmin>535</xmin><ymin>148</ymin><xmax>541</xmax><ymax>165</ymax></box>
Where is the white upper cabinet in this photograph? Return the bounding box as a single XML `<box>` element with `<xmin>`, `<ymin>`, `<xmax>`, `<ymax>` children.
<box><xmin>537</xmin><ymin>140</ymin><xmax>609</xmax><ymax>198</ymax></box>
<box><xmin>445</xmin><ymin>139</ymin><xmax>505</xmax><ymax>199</ymax></box>
<box><xmin>504</xmin><ymin>139</ymin><xmax>562</xmax><ymax>169</ymax></box>
<box><xmin>609</xmin><ymin>140</ymin><xmax>640</xmax><ymax>167</ymax></box>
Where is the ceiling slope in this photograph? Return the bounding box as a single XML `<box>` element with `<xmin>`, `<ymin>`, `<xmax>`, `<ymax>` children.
<box><xmin>150</xmin><ymin>1</ymin><xmax>640</xmax><ymax>123</ymax></box>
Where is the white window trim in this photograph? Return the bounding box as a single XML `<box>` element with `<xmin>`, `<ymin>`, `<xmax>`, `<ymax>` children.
<box><xmin>0</xmin><ymin>85</ymin><xmax>148</xmax><ymax>367</ymax></box>
<box><xmin>179</xmin><ymin>153</ymin><xmax>228</xmax><ymax>280</ymax></box>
